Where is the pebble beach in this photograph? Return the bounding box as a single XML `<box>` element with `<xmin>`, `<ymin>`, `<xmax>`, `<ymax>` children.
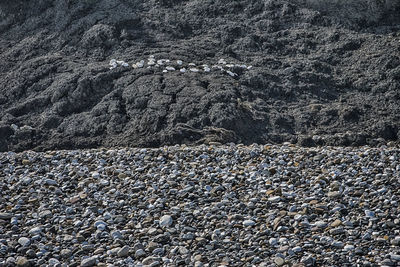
<box><xmin>1</xmin><ymin>144</ymin><xmax>399</xmax><ymax>267</ymax></box>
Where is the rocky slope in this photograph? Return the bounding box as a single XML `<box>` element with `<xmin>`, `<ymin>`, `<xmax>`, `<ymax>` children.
<box><xmin>0</xmin><ymin>0</ymin><xmax>399</xmax><ymax>151</ymax></box>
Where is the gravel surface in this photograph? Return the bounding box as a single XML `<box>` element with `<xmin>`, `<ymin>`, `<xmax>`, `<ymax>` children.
<box><xmin>1</xmin><ymin>144</ymin><xmax>400</xmax><ymax>266</ymax></box>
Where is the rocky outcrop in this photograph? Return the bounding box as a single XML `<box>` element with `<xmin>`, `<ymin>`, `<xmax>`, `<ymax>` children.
<box><xmin>0</xmin><ymin>0</ymin><xmax>399</xmax><ymax>151</ymax></box>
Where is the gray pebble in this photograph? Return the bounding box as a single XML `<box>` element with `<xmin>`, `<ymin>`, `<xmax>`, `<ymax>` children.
<box><xmin>0</xmin><ymin>212</ymin><xmax>13</xmax><ymax>220</ymax></box>
<box><xmin>135</xmin><ymin>249</ymin><xmax>146</xmax><ymax>258</ymax></box>
<box><xmin>28</xmin><ymin>226</ymin><xmax>42</xmax><ymax>236</ymax></box>
<box><xmin>243</xmin><ymin>219</ymin><xmax>256</xmax><ymax>226</ymax></box>
<box><xmin>48</xmin><ymin>258</ymin><xmax>60</xmax><ymax>266</ymax></box>
<box><xmin>117</xmin><ymin>245</ymin><xmax>130</xmax><ymax>257</ymax></box>
<box><xmin>159</xmin><ymin>215</ymin><xmax>173</xmax><ymax>227</ymax></box>
<box><xmin>18</xmin><ymin>237</ymin><xmax>30</xmax><ymax>247</ymax></box>
<box><xmin>80</xmin><ymin>256</ymin><xmax>97</xmax><ymax>267</ymax></box>
<box><xmin>391</xmin><ymin>254</ymin><xmax>400</xmax><ymax>261</ymax></box>
<box><xmin>44</xmin><ymin>178</ymin><xmax>58</xmax><ymax>185</ymax></box>
<box><xmin>274</xmin><ymin>256</ymin><xmax>285</xmax><ymax>266</ymax></box>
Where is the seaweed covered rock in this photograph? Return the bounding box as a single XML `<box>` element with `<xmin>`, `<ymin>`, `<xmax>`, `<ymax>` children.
<box><xmin>0</xmin><ymin>0</ymin><xmax>399</xmax><ymax>151</ymax></box>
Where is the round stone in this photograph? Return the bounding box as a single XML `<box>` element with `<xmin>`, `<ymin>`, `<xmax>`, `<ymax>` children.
<box><xmin>80</xmin><ymin>256</ymin><xmax>97</xmax><ymax>267</ymax></box>
<box><xmin>274</xmin><ymin>256</ymin><xmax>285</xmax><ymax>266</ymax></box>
<box><xmin>135</xmin><ymin>249</ymin><xmax>146</xmax><ymax>258</ymax></box>
<box><xmin>18</xmin><ymin>237</ymin><xmax>30</xmax><ymax>247</ymax></box>
<box><xmin>28</xmin><ymin>226</ymin><xmax>42</xmax><ymax>236</ymax></box>
<box><xmin>159</xmin><ymin>215</ymin><xmax>173</xmax><ymax>227</ymax></box>
<box><xmin>48</xmin><ymin>258</ymin><xmax>60</xmax><ymax>266</ymax></box>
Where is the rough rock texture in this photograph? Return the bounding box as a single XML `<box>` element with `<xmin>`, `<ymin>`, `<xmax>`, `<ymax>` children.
<box><xmin>0</xmin><ymin>0</ymin><xmax>399</xmax><ymax>151</ymax></box>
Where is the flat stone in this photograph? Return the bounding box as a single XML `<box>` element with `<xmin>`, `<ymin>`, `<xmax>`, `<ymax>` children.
<box><xmin>269</xmin><ymin>238</ymin><xmax>278</xmax><ymax>246</ymax></box>
<box><xmin>364</xmin><ymin>210</ymin><xmax>375</xmax><ymax>218</ymax></box>
<box><xmin>117</xmin><ymin>245</ymin><xmax>130</xmax><ymax>257</ymax></box>
<box><xmin>147</xmin><ymin>241</ymin><xmax>159</xmax><ymax>252</ymax></box>
<box><xmin>38</xmin><ymin>210</ymin><xmax>52</xmax><ymax>218</ymax></box>
<box><xmin>0</xmin><ymin>212</ymin><xmax>13</xmax><ymax>220</ymax></box>
<box><xmin>48</xmin><ymin>258</ymin><xmax>60</xmax><ymax>266</ymax></box>
<box><xmin>292</xmin><ymin>246</ymin><xmax>302</xmax><ymax>253</ymax></box>
<box><xmin>142</xmin><ymin>256</ymin><xmax>157</xmax><ymax>265</ymax></box>
<box><xmin>268</xmin><ymin>196</ymin><xmax>281</xmax><ymax>202</ymax></box>
<box><xmin>94</xmin><ymin>220</ymin><xmax>107</xmax><ymax>231</ymax></box>
<box><xmin>391</xmin><ymin>237</ymin><xmax>400</xmax><ymax>246</ymax></box>
<box><xmin>179</xmin><ymin>246</ymin><xmax>189</xmax><ymax>255</ymax></box>
<box><xmin>93</xmin><ymin>248</ymin><xmax>105</xmax><ymax>255</ymax></box>
<box><xmin>135</xmin><ymin>249</ymin><xmax>146</xmax><ymax>258</ymax></box>
<box><xmin>28</xmin><ymin>226</ymin><xmax>42</xmax><ymax>236</ymax></box>
<box><xmin>60</xmin><ymin>248</ymin><xmax>72</xmax><ymax>258</ymax></box>
<box><xmin>301</xmin><ymin>256</ymin><xmax>316</xmax><ymax>266</ymax></box>
<box><xmin>111</xmin><ymin>230</ymin><xmax>123</xmax><ymax>240</ymax></box>
<box><xmin>331</xmin><ymin>219</ymin><xmax>342</xmax><ymax>227</ymax></box>
<box><xmin>327</xmin><ymin>191</ymin><xmax>341</xmax><ymax>198</ymax></box>
<box><xmin>343</xmin><ymin>245</ymin><xmax>355</xmax><ymax>251</ymax></box>
<box><xmin>16</xmin><ymin>256</ymin><xmax>30</xmax><ymax>267</ymax></box>
<box><xmin>18</xmin><ymin>237</ymin><xmax>30</xmax><ymax>247</ymax></box>
<box><xmin>243</xmin><ymin>219</ymin><xmax>256</xmax><ymax>226</ymax></box>
<box><xmin>332</xmin><ymin>241</ymin><xmax>344</xmax><ymax>248</ymax></box>
<box><xmin>314</xmin><ymin>221</ymin><xmax>328</xmax><ymax>228</ymax></box>
<box><xmin>44</xmin><ymin>178</ymin><xmax>58</xmax><ymax>185</ymax></box>
<box><xmin>391</xmin><ymin>254</ymin><xmax>400</xmax><ymax>261</ymax></box>
<box><xmin>274</xmin><ymin>256</ymin><xmax>285</xmax><ymax>266</ymax></box>
<box><xmin>159</xmin><ymin>215</ymin><xmax>173</xmax><ymax>227</ymax></box>
<box><xmin>329</xmin><ymin>228</ymin><xmax>345</xmax><ymax>235</ymax></box>
<box><xmin>80</xmin><ymin>256</ymin><xmax>97</xmax><ymax>267</ymax></box>
<box><xmin>100</xmin><ymin>179</ymin><xmax>109</xmax><ymax>186</ymax></box>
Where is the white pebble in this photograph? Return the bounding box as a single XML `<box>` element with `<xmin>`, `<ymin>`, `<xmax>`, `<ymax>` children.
<box><xmin>177</xmin><ymin>60</ymin><xmax>183</xmax><ymax>65</ymax></box>
<box><xmin>343</xmin><ymin>245</ymin><xmax>355</xmax><ymax>251</ymax></box>
<box><xmin>203</xmin><ymin>66</ymin><xmax>211</xmax><ymax>72</ymax></box>
<box><xmin>160</xmin><ymin>215</ymin><xmax>173</xmax><ymax>227</ymax></box>
<box><xmin>218</xmin><ymin>58</ymin><xmax>226</xmax><ymax>64</ymax></box>
<box><xmin>166</xmin><ymin>66</ymin><xmax>176</xmax><ymax>71</ymax></box>
<box><xmin>162</xmin><ymin>70</ymin><xmax>168</xmax><ymax>73</ymax></box>
<box><xmin>226</xmin><ymin>70</ymin><xmax>237</xmax><ymax>77</ymax></box>
<box><xmin>268</xmin><ymin>196</ymin><xmax>281</xmax><ymax>202</ymax></box>
<box><xmin>243</xmin><ymin>220</ymin><xmax>256</xmax><ymax>226</ymax></box>
<box><xmin>137</xmin><ymin>60</ymin><xmax>144</xmax><ymax>68</ymax></box>
<box><xmin>188</xmin><ymin>63</ymin><xmax>196</xmax><ymax>66</ymax></box>
<box><xmin>180</xmin><ymin>68</ymin><xmax>186</xmax><ymax>73</ymax></box>
<box><xmin>190</xmin><ymin>68</ymin><xmax>199</xmax><ymax>72</ymax></box>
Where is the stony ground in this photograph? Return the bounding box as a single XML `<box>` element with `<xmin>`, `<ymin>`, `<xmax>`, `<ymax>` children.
<box><xmin>0</xmin><ymin>144</ymin><xmax>399</xmax><ymax>266</ymax></box>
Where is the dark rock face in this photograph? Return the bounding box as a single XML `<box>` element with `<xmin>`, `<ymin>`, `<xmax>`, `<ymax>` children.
<box><xmin>0</xmin><ymin>0</ymin><xmax>399</xmax><ymax>151</ymax></box>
